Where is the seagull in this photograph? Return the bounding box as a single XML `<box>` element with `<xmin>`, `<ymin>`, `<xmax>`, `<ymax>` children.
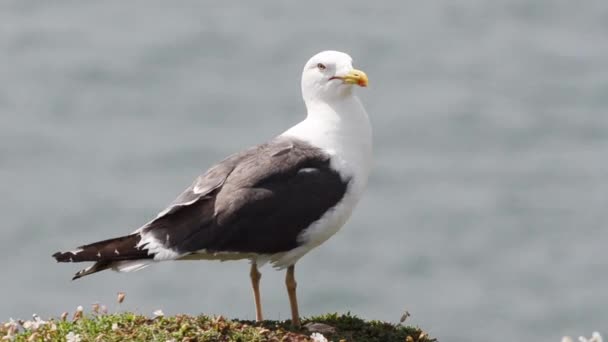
<box><xmin>52</xmin><ymin>50</ymin><xmax>372</xmax><ymax>327</ymax></box>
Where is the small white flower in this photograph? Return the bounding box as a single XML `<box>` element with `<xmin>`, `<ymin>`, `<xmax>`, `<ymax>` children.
<box><xmin>32</xmin><ymin>314</ymin><xmax>46</xmax><ymax>325</ymax></box>
<box><xmin>76</xmin><ymin>306</ymin><xmax>84</xmax><ymax>313</ymax></box>
<box><xmin>111</xmin><ymin>323</ymin><xmax>119</xmax><ymax>331</ymax></box>
<box><xmin>579</xmin><ymin>332</ymin><xmax>604</xmax><ymax>342</ymax></box>
<box><xmin>66</xmin><ymin>331</ymin><xmax>82</xmax><ymax>342</ymax></box>
<box><xmin>591</xmin><ymin>332</ymin><xmax>603</xmax><ymax>342</ymax></box>
<box><xmin>153</xmin><ymin>309</ymin><xmax>164</xmax><ymax>318</ymax></box>
<box><xmin>20</xmin><ymin>314</ymin><xmax>48</xmax><ymax>331</ymax></box>
<box><xmin>310</xmin><ymin>332</ymin><xmax>328</xmax><ymax>342</ymax></box>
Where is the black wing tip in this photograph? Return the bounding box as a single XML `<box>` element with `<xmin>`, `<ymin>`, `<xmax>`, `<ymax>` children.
<box><xmin>52</xmin><ymin>251</ymin><xmax>86</xmax><ymax>280</ymax></box>
<box><xmin>53</xmin><ymin>251</ymin><xmax>78</xmax><ymax>262</ymax></box>
<box><xmin>52</xmin><ymin>251</ymin><xmax>66</xmax><ymax>262</ymax></box>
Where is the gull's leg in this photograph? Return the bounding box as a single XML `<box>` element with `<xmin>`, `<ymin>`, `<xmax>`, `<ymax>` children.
<box><xmin>285</xmin><ymin>264</ymin><xmax>300</xmax><ymax>327</ymax></box>
<box><xmin>250</xmin><ymin>262</ymin><xmax>263</xmax><ymax>321</ymax></box>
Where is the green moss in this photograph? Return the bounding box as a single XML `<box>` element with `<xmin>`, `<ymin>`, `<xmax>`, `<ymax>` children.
<box><xmin>1</xmin><ymin>312</ymin><xmax>434</xmax><ymax>342</ymax></box>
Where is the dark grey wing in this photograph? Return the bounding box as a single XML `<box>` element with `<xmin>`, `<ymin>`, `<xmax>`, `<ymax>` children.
<box><xmin>139</xmin><ymin>138</ymin><xmax>350</xmax><ymax>256</ymax></box>
<box><xmin>154</xmin><ymin>150</ymin><xmax>246</xmax><ymax>218</ymax></box>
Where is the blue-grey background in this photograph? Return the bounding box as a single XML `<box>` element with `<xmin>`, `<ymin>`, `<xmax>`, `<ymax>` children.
<box><xmin>2</xmin><ymin>1</ymin><xmax>607</xmax><ymax>341</ymax></box>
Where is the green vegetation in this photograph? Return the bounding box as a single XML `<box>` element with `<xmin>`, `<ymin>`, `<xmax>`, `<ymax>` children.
<box><xmin>1</xmin><ymin>311</ymin><xmax>434</xmax><ymax>342</ymax></box>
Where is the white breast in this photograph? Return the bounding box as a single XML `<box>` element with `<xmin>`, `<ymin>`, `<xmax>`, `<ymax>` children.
<box><xmin>269</xmin><ymin>95</ymin><xmax>373</xmax><ymax>269</ymax></box>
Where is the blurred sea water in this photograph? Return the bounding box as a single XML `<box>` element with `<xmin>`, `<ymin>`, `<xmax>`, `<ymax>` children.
<box><xmin>1</xmin><ymin>1</ymin><xmax>607</xmax><ymax>341</ymax></box>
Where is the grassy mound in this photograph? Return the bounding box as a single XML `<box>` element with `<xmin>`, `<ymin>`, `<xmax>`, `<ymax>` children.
<box><xmin>1</xmin><ymin>312</ymin><xmax>434</xmax><ymax>342</ymax></box>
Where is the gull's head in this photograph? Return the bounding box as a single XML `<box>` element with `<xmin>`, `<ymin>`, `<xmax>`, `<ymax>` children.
<box><xmin>301</xmin><ymin>50</ymin><xmax>368</xmax><ymax>103</ymax></box>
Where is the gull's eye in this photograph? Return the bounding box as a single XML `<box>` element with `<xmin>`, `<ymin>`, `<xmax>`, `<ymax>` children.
<box><xmin>316</xmin><ymin>63</ymin><xmax>326</xmax><ymax>70</ymax></box>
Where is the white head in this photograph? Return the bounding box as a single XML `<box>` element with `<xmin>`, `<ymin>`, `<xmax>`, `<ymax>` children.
<box><xmin>301</xmin><ymin>50</ymin><xmax>368</xmax><ymax>104</ymax></box>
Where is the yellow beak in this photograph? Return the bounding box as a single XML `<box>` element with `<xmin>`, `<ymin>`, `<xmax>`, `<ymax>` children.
<box><xmin>340</xmin><ymin>69</ymin><xmax>369</xmax><ymax>87</ymax></box>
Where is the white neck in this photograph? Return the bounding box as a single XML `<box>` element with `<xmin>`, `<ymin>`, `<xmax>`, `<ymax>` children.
<box><xmin>281</xmin><ymin>94</ymin><xmax>373</xmax><ymax>193</ymax></box>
